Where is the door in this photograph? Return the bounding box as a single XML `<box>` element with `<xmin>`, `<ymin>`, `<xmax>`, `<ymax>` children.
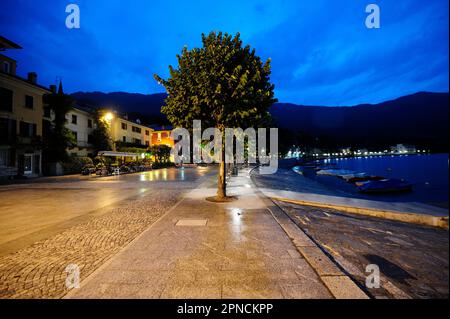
<box><xmin>23</xmin><ymin>154</ymin><xmax>33</xmax><ymax>175</ymax></box>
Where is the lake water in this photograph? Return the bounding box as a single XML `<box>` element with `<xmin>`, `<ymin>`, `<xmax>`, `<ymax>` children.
<box><xmin>311</xmin><ymin>153</ymin><xmax>449</xmax><ymax>208</ymax></box>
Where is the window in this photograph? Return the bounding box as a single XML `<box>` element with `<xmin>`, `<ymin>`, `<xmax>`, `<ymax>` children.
<box><xmin>122</xmin><ymin>136</ymin><xmax>126</xmax><ymax>142</ymax></box>
<box><xmin>0</xmin><ymin>149</ymin><xmax>8</xmax><ymax>166</ymax></box>
<box><xmin>87</xmin><ymin>119</ymin><xmax>93</xmax><ymax>128</ymax></box>
<box><xmin>133</xmin><ymin>138</ymin><xmax>141</xmax><ymax>144</ymax></box>
<box><xmin>88</xmin><ymin>134</ymin><xmax>93</xmax><ymax>144</ymax></box>
<box><xmin>19</xmin><ymin>121</ymin><xmax>36</xmax><ymax>137</ymax></box>
<box><xmin>19</xmin><ymin>121</ymin><xmax>27</xmax><ymax>137</ymax></box>
<box><xmin>145</xmin><ymin>130</ymin><xmax>149</xmax><ymax>136</ymax></box>
<box><xmin>145</xmin><ymin>141</ymin><xmax>149</xmax><ymax>146</ymax></box>
<box><xmin>0</xmin><ymin>118</ymin><xmax>16</xmax><ymax>141</ymax></box>
<box><xmin>2</xmin><ymin>61</ymin><xmax>10</xmax><ymax>74</ymax></box>
<box><xmin>71</xmin><ymin>114</ymin><xmax>77</xmax><ymax>124</ymax></box>
<box><xmin>0</xmin><ymin>87</ymin><xmax>13</xmax><ymax>112</ymax></box>
<box><xmin>25</xmin><ymin>95</ymin><xmax>33</xmax><ymax>109</ymax></box>
<box><xmin>132</xmin><ymin>126</ymin><xmax>141</xmax><ymax>133</ymax></box>
<box><xmin>121</xmin><ymin>122</ymin><xmax>127</xmax><ymax>130</ymax></box>
<box><xmin>157</xmin><ymin>132</ymin><xmax>162</xmax><ymax>142</ymax></box>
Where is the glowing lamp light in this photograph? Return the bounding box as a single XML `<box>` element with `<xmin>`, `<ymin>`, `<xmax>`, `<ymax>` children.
<box><xmin>104</xmin><ymin>112</ymin><xmax>114</xmax><ymax>121</ymax></box>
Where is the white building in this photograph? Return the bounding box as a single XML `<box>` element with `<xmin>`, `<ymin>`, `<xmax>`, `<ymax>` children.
<box><xmin>65</xmin><ymin>106</ymin><xmax>95</xmax><ymax>157</ymax></box>
<box><xmin>390</xmin><ymin>144</ymin><xmax>416</xmax><ymax>154</ymax></box>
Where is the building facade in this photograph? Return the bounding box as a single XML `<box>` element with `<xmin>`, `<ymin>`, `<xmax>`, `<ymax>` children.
<box><xmin>150</xmin><ymin>126</ymin><xmax>174</xmax><ymax>148</ymax></box>
<box><xmin>1</xmin><ymin>37</ymin><xmax>51</xmax><ymax>179</ymax></box>
<box><xmin>66</xmin><ymin>106</ymin><xmax>95</xmax><ymax>157</ymax></box>
<box><xmin>107</xmin><ymin>114</ymin><xmax>153</xmax><ymax>150</ymax></box>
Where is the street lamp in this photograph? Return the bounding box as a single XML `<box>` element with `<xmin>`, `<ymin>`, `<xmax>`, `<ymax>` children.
<box><xmin>104</xmin><ymin>112</ymin><xmax>114</xmax><ymax>121</ymax></box>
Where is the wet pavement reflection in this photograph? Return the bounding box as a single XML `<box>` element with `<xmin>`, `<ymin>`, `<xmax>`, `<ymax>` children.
<box><xmin>0</xmin><ymin>167</ymin><xmax>214</xmax><ymax>249</ymax></box>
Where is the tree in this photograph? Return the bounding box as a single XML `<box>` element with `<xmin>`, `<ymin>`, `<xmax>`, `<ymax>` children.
<box><xmin>90</xmin><ymin>110</ymin><xmax>112</xmax><ymax>154</ymax></box>
<box><xmin>149</xmin><ymin>145</ymin><xmax>171</xmax><ymax>163</ymax></box>
<box><xmin>42</xmin><ymin>82</ymin><xmax>77</xmax><ymax>164</ymax></box>
<box><xmin>154</xmin><ymin>31</ymin><xmax>277</xmax><ymax>200</ymax></box>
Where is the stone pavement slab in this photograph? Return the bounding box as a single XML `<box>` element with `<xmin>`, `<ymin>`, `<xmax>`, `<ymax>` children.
<box><xmin>66</xmin><ymin>170</ymin><xmax>333</xmax><ymax>299</ymax></box>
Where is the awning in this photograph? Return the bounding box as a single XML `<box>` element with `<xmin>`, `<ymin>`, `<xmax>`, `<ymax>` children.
<box><xmin>98</xmin><ymin>151</ymin><xmax>139</xmax><ymax>157</ymax></box>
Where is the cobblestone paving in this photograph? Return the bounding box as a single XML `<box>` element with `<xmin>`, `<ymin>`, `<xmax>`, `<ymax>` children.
<box><xmin>275</xmin><ymin>200</ymin><xmax>449</xmax><ymax>299</ymax></box>
<box><xmin>0</xmin><ymin>191</ymin><xmax>182</xmax><ymax>298</ymax></box>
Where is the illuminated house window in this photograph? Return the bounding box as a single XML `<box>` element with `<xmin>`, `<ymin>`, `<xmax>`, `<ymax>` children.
<box><xmin>132</xmin><ymin>126</ymin><xmax>141</xmax><ymax>133</ymax></box>
<box><xmin>157</xmin><ymin>132</ymin><xmax>162</xmax><ymax>142</ymax></box>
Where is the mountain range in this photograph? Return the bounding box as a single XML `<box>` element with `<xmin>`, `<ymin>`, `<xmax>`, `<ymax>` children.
<box><xmin>71</xmin><ymin>91</ymin><xmax>449</xmax><ymax>151</ymax></box>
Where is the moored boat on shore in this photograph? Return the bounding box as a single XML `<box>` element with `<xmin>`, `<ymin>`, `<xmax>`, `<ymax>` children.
<box><xmin>316</xmin><ymin>169</ymin><xmax>356</xmax><ymax>177</ymax></box>
<box><xmin>346</xmin><ymin>175</ymin><xmax>385</xmax><ymax>183</ymax></box>
<box><xmin>357</xmin><ymin>179</ymin><xmax>413</xmax><ymax>194</ymax></box>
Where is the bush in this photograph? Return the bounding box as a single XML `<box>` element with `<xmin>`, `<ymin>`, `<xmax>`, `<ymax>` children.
<box><xmin>62</xmin><ymin>156</ymin><xmax>94</xmax><ymax>174</ymax></box>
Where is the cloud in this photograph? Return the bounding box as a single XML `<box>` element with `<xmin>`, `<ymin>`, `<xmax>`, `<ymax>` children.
<box><xmin>0</xmin><ymin>0</ymin><xmax>448</xmax><ymax>105</ymax></box>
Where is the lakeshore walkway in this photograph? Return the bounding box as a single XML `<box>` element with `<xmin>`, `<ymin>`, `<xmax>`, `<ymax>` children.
<box><xmin>251</xmin><ymin>168</ymin><xmax>448</xmax><ymax>228</ymax></box>
<box><xmin>66</xmin><ymin>169</ymin><xmax>365</xmax><ymax>299</ymax></box>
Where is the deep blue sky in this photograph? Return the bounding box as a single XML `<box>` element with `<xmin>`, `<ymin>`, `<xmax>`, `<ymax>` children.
<box><xmin>1</xmin><ymin>0</ymin><xmax>448</xmax><ymax>105</ymax></box>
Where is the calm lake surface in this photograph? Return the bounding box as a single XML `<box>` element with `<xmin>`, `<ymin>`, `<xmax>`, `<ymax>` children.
<box><xmin>312</xmin><ymin>153</ymin><xmax>449</xmax><ymax>208</ymax></box>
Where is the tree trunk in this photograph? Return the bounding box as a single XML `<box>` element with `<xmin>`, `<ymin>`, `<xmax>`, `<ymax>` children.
<box><xmin>216</xmin><ymin>144</ymin><xmax>227</xmax><ymax>200</ymax></box>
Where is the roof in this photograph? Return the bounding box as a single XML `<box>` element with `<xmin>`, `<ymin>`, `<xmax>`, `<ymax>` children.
<box><xmin>0</xmin><ymin>71</ymin><xmax>51</xmax><ymax>93</ymax></box>
<box><xmin>73</xmin><ymin>103</ymin><xmax>95</xmax><ymax>114</ymax></box>
<box><xmin>0</xmin><ymin>36</ymin><xmax>22</xmax><ymax>50</ymax></box>
<box><xmin>149</xmin><ymin>125</ymin><xmax>173</xmax><ymax>131</ymax></box>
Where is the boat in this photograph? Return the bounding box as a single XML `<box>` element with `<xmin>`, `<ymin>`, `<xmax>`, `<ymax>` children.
<box><xmin>346</xmin><ymin>175</ymin><xmax>385</xmax><ymax>183</ymax></box>
<box><xmin>316</xmin><ymin>169</ymin><xmax>355</xmax><ymax>177</ymax></box>
<box><xmin>313</xmin><ymin>163</ymin><xmax>337</xmax><ymax>171</ymax></box>
<box><xmin>357</xmin><ymin>179</ymin><xmax>413</xmax><ymax>194</ymax></box>
<box><xmin>340</xmin><ymin>172</ymin><xmax>368</xmax><ymax>181</ymax></box>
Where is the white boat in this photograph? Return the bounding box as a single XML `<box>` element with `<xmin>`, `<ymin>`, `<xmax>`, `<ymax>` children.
<box><xmin>340</xmin><ymin>172</ymin><xmax>368</xmax><ymax>181</ymax></box>
<box><xmin>316</xmin><ymin>169</ymin><xmax>355</xmax><ymax>177</ymax></box>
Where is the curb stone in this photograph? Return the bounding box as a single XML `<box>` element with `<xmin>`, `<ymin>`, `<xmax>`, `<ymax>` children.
<box><xmin>271</xmin><ymin>196</ymin><xmax>448</xmax><ymax>229</ymax></box>
<box><xmin>248</xmin><ymin>170</ymin><xmax>370</xmax><ymax>299</ymax></box>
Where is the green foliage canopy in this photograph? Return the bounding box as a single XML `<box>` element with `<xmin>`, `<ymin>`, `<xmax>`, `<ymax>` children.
<box><xmin>154</xmin><ymin>31</ymin><xmax>277</xmax><ymax>130</ymax></box>
<box><xmin>90</xmin><ymin>110</ymin><xmax>112</xmax><ymax>153</ymax></box>
<box><xmin>42</xmin><ymin>92</ymin><xmax>76</xmax><ymax>163</ymax></box>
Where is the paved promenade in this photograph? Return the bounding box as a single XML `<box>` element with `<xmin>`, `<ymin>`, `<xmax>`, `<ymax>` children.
<box><xmin>0</xmin><ymin>168</ymin><xmax>211</xmax><ymax>298</ymax></box>
<box><xmin>66</xmin><ymin>170</ymin><xmax>336</xmax><ymax>299</ymax></box>
<box><xmin>251</xmin><ymin>168</ymin><xmax>448</xmax><ymax>228</ymax></box>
